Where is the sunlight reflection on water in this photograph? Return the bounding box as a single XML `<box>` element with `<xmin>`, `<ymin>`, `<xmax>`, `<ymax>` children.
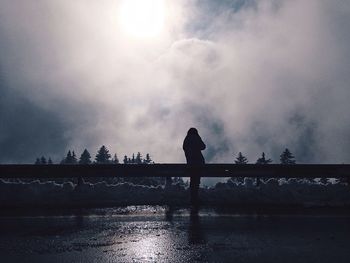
<box><xmin>1</xmin><ymin>206</ymin><xmax>350</xmax><ymax>263</ymax></box>
<box><xmin>125</xmin><ymin>234</ymin><xmax>174</xmax><ymax>262</ymax></box>
<box><xmin>108</xmin><ymin>205</ymin><xmax>207</xmax><ymax>262</ymax></box>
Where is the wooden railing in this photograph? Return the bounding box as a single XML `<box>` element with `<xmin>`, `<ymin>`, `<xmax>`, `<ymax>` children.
<box><xmin>1</xmin><ymin>164</ymin><xmax>349</xmax><ymax>179</ymax></box>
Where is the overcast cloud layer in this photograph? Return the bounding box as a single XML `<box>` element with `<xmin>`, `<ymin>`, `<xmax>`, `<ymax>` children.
<box><xmin>1</xmin><ymin>0</ymin><xmax>350</xmax><ymax>167</ymax></box>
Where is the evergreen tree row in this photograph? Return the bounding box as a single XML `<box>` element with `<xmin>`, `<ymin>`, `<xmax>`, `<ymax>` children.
<box><xmin>35</xmin><ymin>145</ymin><xmax>154</xmax><ymax>165</ymax></box>
<box><xmin>35</xmin><ymin>156</ymin><xmax>53</xmax><ymax>165</ymax></box>
<box><xmin>123</xmin><ymin>153</ymin><xmax>153</xmax><ymax>164</ymax></box>
<box><xmin>234</xmin><ymin>148</ymin><xmax>296</xmax><ymax>164</ymax></box>
<box><xmin>35</xmin><ymin>147</ymin><xmax>295</xmax><ymax>165</ymax></box>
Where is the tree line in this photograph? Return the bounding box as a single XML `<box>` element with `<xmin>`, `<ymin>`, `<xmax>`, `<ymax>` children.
<box><xmin>35</xmin><ymin>145</ymin><xmax>154</xmax><ymax>165</ymax></box>
<box><xmin>35</xmin><ymin>146</ymin><xmax>296</xmax><ymax>165</ymax></box>
<box><xmin>234</xmin><ymin>148</ymin><xmax>296</xmax><ymax>165</ymax></box>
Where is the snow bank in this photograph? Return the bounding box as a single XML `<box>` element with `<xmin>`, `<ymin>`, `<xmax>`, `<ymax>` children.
<box><xmin>207</xmin><ymin>178</ymin><xmax>350</xmax><ymax>206</ymax></box>
<box><xmin>0</xmin><ymin>178</ymin><xmax>349</xmax><ymax>207</ymax></box>
<box><xmin>0</xmin><ymin>179</ymin><xmax>187</xmax><ymax>207</ymax></box>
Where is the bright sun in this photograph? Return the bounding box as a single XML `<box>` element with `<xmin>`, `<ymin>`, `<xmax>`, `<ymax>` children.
<box><xmin>119</xmin><ymin>0</ymin><xmax>165</xmax><ymax>38</ymax></box>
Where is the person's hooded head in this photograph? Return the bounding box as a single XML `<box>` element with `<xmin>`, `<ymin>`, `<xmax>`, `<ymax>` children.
<box><xmin>187</xmin><ymin>127</ymin><xmax>199</xmax><ymax>136</ymax></box>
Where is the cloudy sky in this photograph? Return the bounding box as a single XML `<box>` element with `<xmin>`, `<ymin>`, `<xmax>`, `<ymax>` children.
<box><xmin>1</xmin><ymin>0</ymin><xmax>350</xmax><ymax>165</ymax></box>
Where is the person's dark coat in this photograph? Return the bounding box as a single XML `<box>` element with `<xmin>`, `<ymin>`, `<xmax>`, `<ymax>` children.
<box><xmin>183</xmin><ymin>128</ymin><xmax>206</xmax><ymax>165</ymax></box>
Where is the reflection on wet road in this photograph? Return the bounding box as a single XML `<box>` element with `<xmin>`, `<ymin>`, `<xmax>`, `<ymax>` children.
<box><xmin>0</xmin><ymin>206</ymin><xmax>350</xmax><ymax>262</ymax></box>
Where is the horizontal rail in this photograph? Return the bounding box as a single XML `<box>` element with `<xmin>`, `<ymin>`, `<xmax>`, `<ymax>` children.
<box><xmin>0</xmin><ymin>164</ymin><xmax>350</xmax><ymax>178</ymax></box>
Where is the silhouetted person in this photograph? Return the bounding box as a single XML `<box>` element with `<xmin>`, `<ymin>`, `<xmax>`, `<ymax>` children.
<box><xmin>183</xmin><ymin>128</ymin><xmax>206</xmax><ymax>205</ymax></box>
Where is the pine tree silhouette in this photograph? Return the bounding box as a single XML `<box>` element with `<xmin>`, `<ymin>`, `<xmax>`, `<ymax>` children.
<box><xmin>79</xmin><ymin>149</ymin><xmax>92</xmax><ymax>164</ymax></box>
<box><xmin>144</xmin><ymin>153</ymin><xmax>153</xmax><ymax>164</ymax></box>
<box><xmin>66</xmin><ymin>150</ymin><xmax>72</xmax><ymax>163</ymax></box>
<box><xmin>95</xmin><ymin>145</ymin><xmax>111</xmax><ymax>164</ymax></box>
<box><xmin>61</xmin><ymin>150</ymin><xmax>77</xmax><ymax>164</ymax></box>
<box><xmin>233</xmin><ymin>152</ymin><xmax>248</xmax><ymax>184</ymax></box>
<box><xmin>123</xmin><ymin>155</ymin><xmax>128</xmax><ymax>164</ymax></box>
<box><xmin>256</xmin><ymin>152</ymin><xmax>272</xmax><ymax>164</ymax></box>
<box><xmin>234</xmin><ymin>152</ymin><xmax>248</xmax><ymax>164</ymax></box>
<box><xmin>35</xmin><ymin>158</ymin><xmax>41</xmax><ymax>165</ymax></box>
<box><xmin>48</xmin><ymin>157</ymin><xmax>53</xmax><ymax>164</ymax></box>
<box><xmin>280</xmin><ymin>148</ymin><xmax>296</xmax><ymax>164</ymax></box>
<box><xmin>40</xmin><ymin>156</ymin><xmax>47</xmax><ymax>164</ymax></box>
<box><xmin>72</xmin><ymin>151</ymin><xmax>78</xmax><ymax>164</ymax></box>
<box><xmin>113</xmin><ymin>154</ymin><xmax>119</xmax><ymax>164</ymax></box>
<box><xmin>135</xmin><ymin>152</ymin><xmax>142</xmax><ymax>164</ymax></box>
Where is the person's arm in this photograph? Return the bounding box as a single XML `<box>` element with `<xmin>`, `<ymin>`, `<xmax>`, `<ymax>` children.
<box><xmin>198</xmin><ymin>137</ymin><xmax>206</xmax><ymax>150</ymax></box>
<box><xmin>183</xmin><ymin>137</ymin><xmax>190</xmax><ymax>151</ymax></box>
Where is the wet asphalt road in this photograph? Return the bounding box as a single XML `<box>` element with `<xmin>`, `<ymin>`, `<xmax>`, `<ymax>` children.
<box><xmin>0</xmin><ymin>206</ymin><xmax>350</xmax><ymax>262</ymax></box>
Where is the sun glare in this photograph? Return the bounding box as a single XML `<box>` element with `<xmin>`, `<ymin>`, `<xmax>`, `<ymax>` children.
<box><xmin>119</xmin><ymin>0</ymin><xmax>165</xmax><ymax>38</ymax></box>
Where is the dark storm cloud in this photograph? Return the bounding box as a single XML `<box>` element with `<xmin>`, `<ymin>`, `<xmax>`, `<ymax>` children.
<box><xmin>0</xmin><ymin>74</ymin><xmax>68</xmax><ymax>163</ymax></box>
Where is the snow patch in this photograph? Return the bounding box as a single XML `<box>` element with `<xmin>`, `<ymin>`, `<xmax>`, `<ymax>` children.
<box><xmin>0</xmin><ymin>178</ymin><xmax>349</xmax><ymax>207</ymax></box>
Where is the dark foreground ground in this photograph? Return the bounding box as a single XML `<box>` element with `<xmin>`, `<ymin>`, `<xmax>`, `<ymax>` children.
<box><xmin>0</xmin><ymin>206</ymin><xmax>350</xmax><ymax>263</ymax></box>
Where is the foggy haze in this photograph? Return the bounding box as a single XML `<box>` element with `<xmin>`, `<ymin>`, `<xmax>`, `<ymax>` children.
<box><xmin>1</xmin><ymin>0</ymin><xmax>350</xmax><ymax>166</ymax></box>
